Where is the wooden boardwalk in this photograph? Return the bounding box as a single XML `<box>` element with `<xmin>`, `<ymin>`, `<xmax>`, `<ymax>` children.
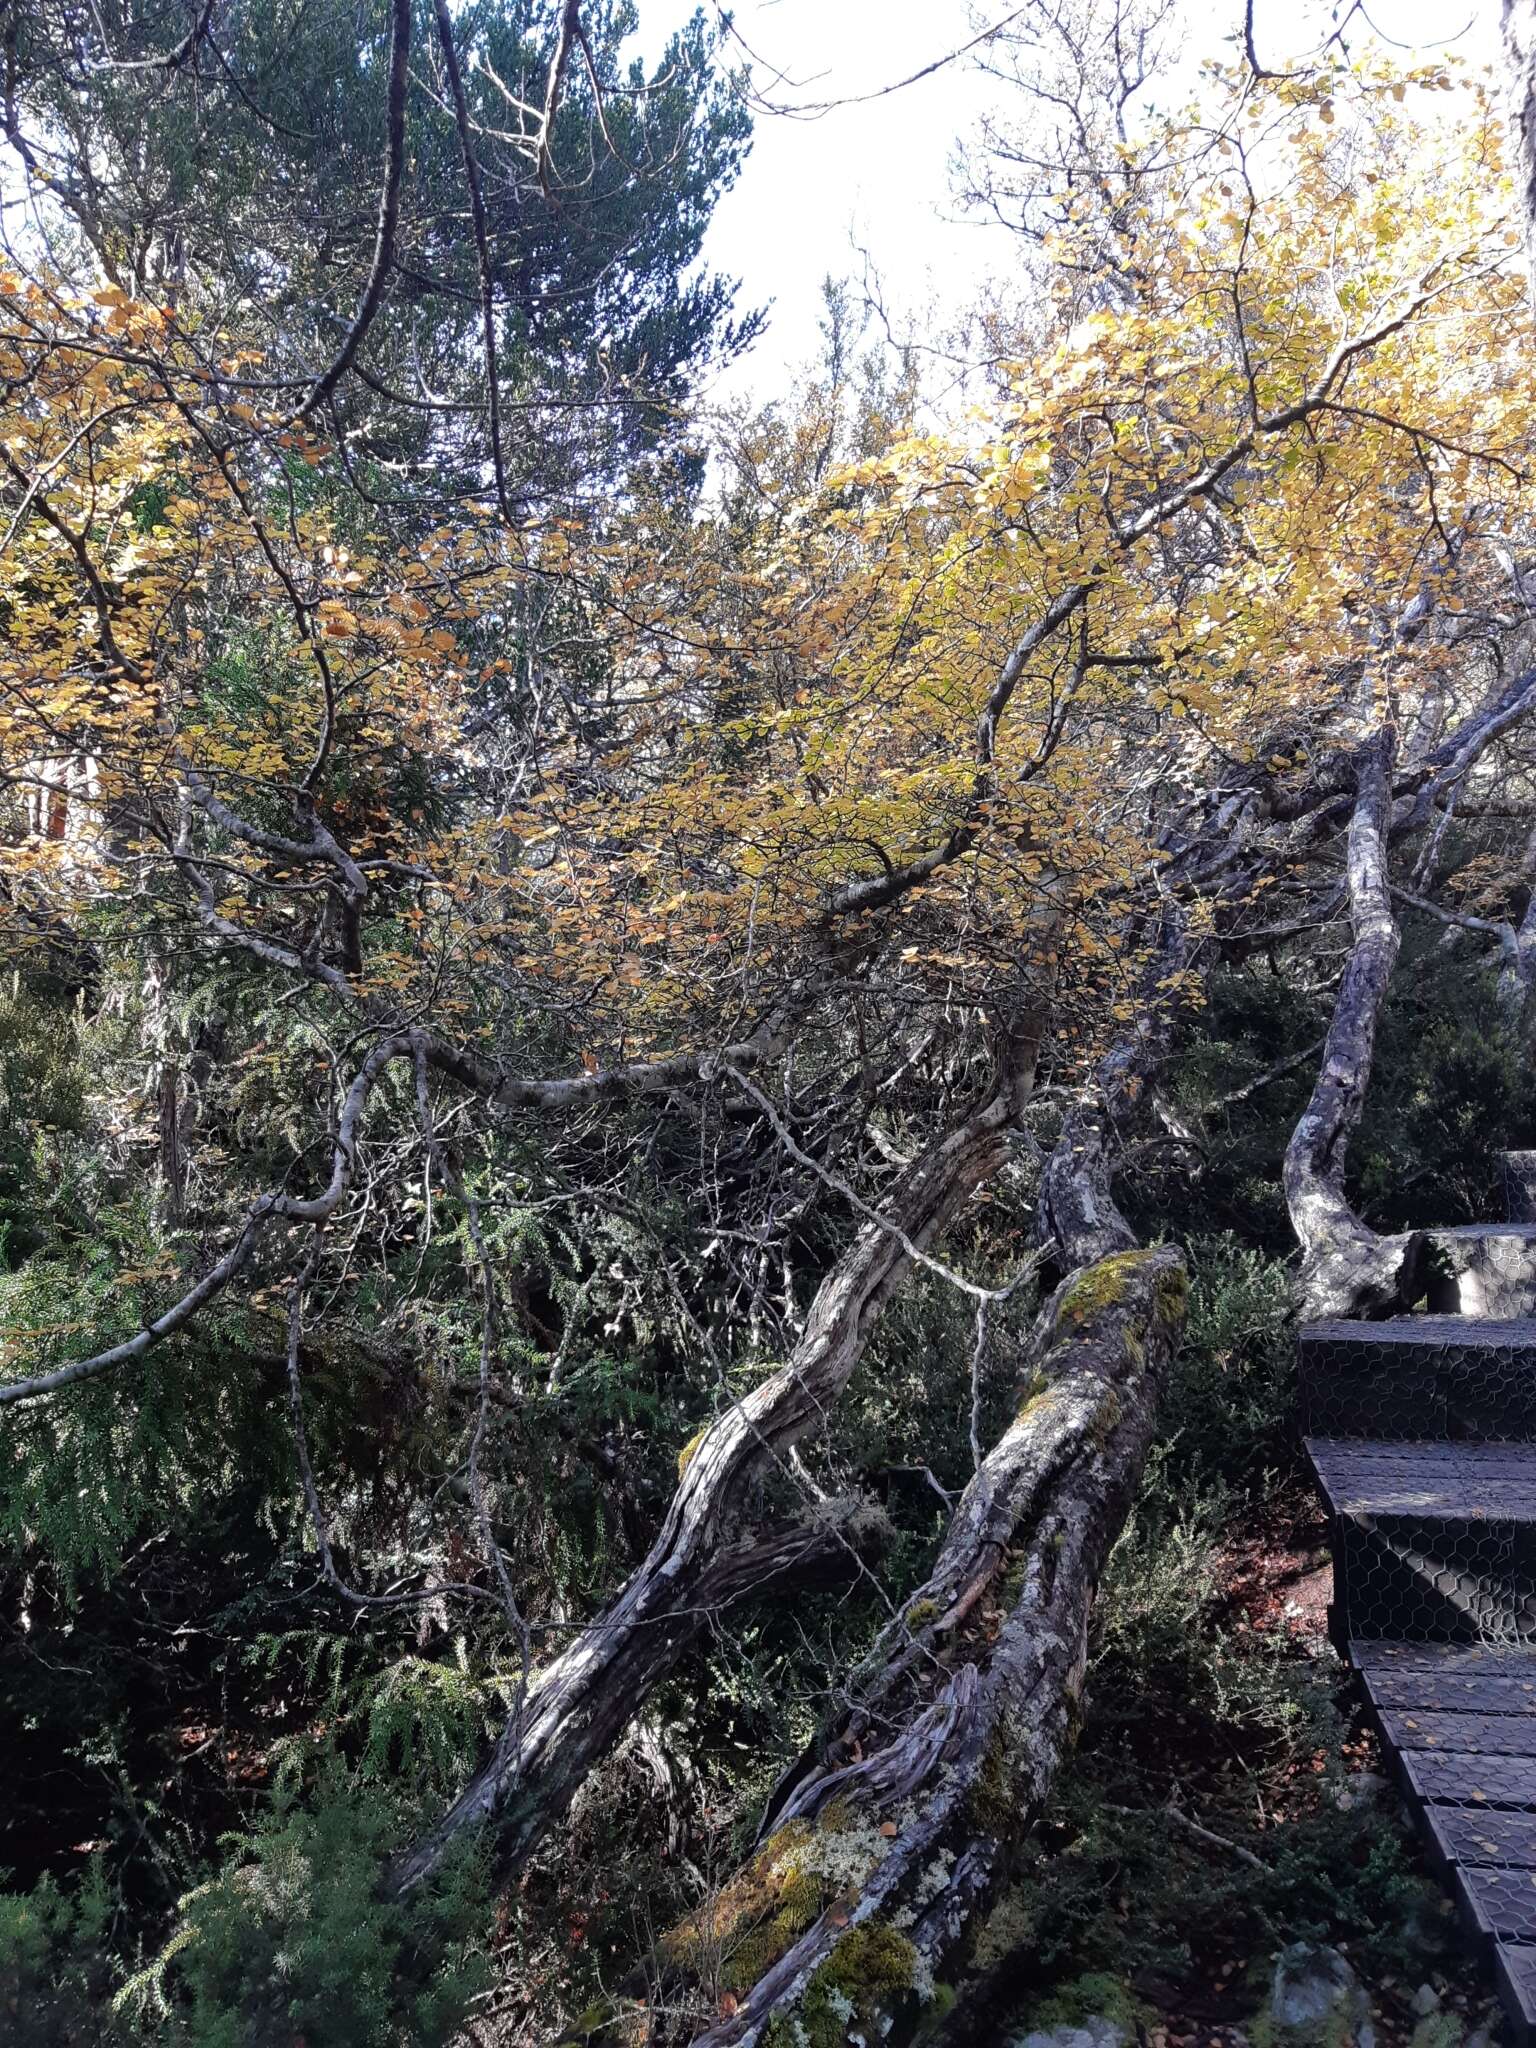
<box><xmin>1304</xmin><ymin>1186</ymin><xmax>1536</xmax><ymax>2046</ymax></box>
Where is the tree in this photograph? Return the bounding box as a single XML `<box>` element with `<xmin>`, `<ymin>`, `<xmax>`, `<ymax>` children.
<box><xmin>4</xmin><ymin>10</ymin><xmax>1536</xmax><ymax>2041</ymax></box>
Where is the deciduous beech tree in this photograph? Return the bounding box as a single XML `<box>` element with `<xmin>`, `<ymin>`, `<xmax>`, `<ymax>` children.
<box><xmin>4</xmin><ymin>11</ymin><xmax>1536</xmax><ymax>2039</ymax></box>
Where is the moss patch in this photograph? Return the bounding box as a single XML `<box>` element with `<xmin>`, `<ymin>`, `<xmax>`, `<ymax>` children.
<box><xmin>970</xmin><ymin>1720</ymin><xmax>1022</xmax><ymax>1835</ymax></box>
<box><xmin>1089</xmin><ymin>1388</ymin><xmax>1124</xmax><ymax>1450</ymax></box>
<box><xmin>1058</xmin><ymin>1252</ymin><xmax>1155</xmax><ymax>1330</ymax></box>
<box><xmin>799</xmin><ymin>1921</ymin><xmax>918</xmax><ymax>2048</ymax></box>
<box><xmin>660</xmin><ymin>1820</ymin><xmax>820</xmax><ymax>1991</ymax></box>
<box><xmin>1154</xmin><ymin>1262</ymin><xmax>1189</xmax><ymax>1324</ymax></box>
<box><xmin>676</xmin><ymin>1426</ymin><xmax>710</xmax><ymax>1480</ymax></box>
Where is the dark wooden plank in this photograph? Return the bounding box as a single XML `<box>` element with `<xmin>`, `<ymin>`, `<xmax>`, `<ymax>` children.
<box><xmin>1364</xmin><ymin>1669</ymin><xmax>1536</xmax><ymax>1712</ymax></box>
<box><xmin>1427</xmin><ymin>1807</ymin><xmax>1536</xmax><ymax>1868</ymax></box>
<box><xmin>1302</xmin><ymin>1317</ymin><xmax>1536</xmax><ymax>1349</ymax></box>
<box><xmin>1353</xmin><ymin>1640</ymin><xmax>1536</xmax><ymax>1677</ymax></box>
<box><xmin>1307</xmin><ymin>1440</ymin><xmax>1536</xmax><ymax>1522</ymax></box>
<box><xmin>1458</xmin><ymin>1867</ymin><xmax>1536</xmax><ymax>1944</ymax></box>
<box><xmin>1315</xmin><ymin>1442</ymin><xmax>1536</xmax><ymax>1469</ymax></box>
<box><xmin>1402</xmin><ymin>1749</ymin><xmax>1536</xmax><ymax>1807</ymax></box>
<box><xmin>1382</xmin><ymin>1710</ymin><xmax>1536</xmax><ymax>1756</ymax></box>
<box><xmin>1495</xmin><ymin>1943</ymin><xmax>1536</xmax><ymax>2048</ymax></box>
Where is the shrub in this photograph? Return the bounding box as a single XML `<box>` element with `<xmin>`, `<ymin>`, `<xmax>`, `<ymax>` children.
<box><xmin>1157</xmin><ymin>1233</ymin><xmax>1296</xmax><ymax>1499</ymax></box>
<box><xmin>0</xmin><ymin>1860</ymin><xmax>131</xmax><ymax>2047</ymax></box>
<box><xmin>134</xmin><ymin>1777</ymin><xmax>489</xmax><ymax>2048</ymax></box>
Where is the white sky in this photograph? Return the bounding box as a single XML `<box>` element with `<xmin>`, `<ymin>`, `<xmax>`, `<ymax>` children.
<box><xmin>639</xmin><ymin>0</ymin><xmax>1501</xmax><ymax>407</ymax></box>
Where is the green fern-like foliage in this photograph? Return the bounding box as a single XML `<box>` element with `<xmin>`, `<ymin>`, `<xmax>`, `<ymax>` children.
<box><xmin>0</xmin><ymin>1859</ymin><xmax>134</xmax><ymax>2046</ymax></box>
<box><xmin>0</xmin><ymin>1240</ymin><xmax>296</xmax><ymax>1583</ymax></box>
<box><xmin>0</xmin><ymin>987</ymin><xmax>90</xmax><ymax>1266</ymax></box>
<box><xmin>244</xmin><ymin>1630</ymin><xmax>508</xmax><ymax>1801</ymax></box>
<box><xmin>153</xmin><ymin>1775</ymin><xmax>488</xmax><ymax>2048</ymax></box>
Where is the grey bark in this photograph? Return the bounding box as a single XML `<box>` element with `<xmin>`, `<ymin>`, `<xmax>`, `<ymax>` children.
<box><xmin>565</xmin><ymin>1245</ymin><xmax>1188</xmax><ymax>2048</ymax></box>
<box><xmin>1038</xmin><ymin>912</ymin><xmax>1191</xmax><ymax>1269</ymax></box>
<box><xmin>1283</xmin><ymin>730</ymin><xmax>1427</xmax><ymax>1318</ymax></box>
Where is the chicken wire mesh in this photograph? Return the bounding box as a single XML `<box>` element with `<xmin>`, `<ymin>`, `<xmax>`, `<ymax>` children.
<box><xmin>1300</xmin><ymin>1319</ymin><xmax>1536</xmax><ymax>1442</ymax></box>
<box><xmin>1300</xmin><ymin>1165</ymin><xmax>1536</xmax><ymax>2040</ymax></box>
<box><xmin>1503</xmin><ymin>1151</ymin><xmax>1536</xmax><ymax>1226</ymax></box>
<box><xmin>1308</xmin><ymin>1438</ymin><xmax>1536</xmax><ymax>1646</ymax></box>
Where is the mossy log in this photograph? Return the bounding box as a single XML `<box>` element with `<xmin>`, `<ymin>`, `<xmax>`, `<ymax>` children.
<box><xmin>574</xmin><ymin>1244</ymin><xmax>1188</xmax><ymax>2047</ymax></box>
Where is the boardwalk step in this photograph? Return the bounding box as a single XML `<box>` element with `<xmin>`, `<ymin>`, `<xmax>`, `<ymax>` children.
<box><xmin>1457</xmin><ymin>1865</ymin><xmax>1536</xmax><ymax>1945</ymax></box>
<box><xmin>1309</xmin><ymin>1441</ymin><xmax>1536</xmax><ymax>1642</ymax></box>
<box><xmin>1427</xmin><ymin>1228</ymin><xmax>1536</xmax><ymax>1319</ymax></box>
<box><xmin>1354</xmin><ymin>1638</ymin><xmax>1536</xmax><ymax>1711</ymax></box>
<box><xmin>1496</xmin><ymin>1943</ymin><xmax>1536</xmax><ymax>2048</ymax></box>
<box><xmin>1353</xmin><ymin>1639</ymin><xmax>1536</xmax><ymax>1676</ymax></box>
<box><xmin>1300</xmin><ymin>1319</ymin><xmax>1536</xmax><ymax>1440</ymax></box>
<box><xmin>1402</xmin><ymin>1749</ymin><xmax>1536</xmax><ymax>1807</ymax></box>
<box><xmin>1425</xmin><ymin>1810</ymin><xmax>1536</xmax><ymax>1875</ymax></box>
<box><xmin>1426</xmin><ymin>1807</ymin><xmax>1536</xmax><ymax>1869</ymax></box>
<box><xmin>1383</xmin><ymin>1709</ymin><xmax>1536</xmax><ymax>1756</ymax></box>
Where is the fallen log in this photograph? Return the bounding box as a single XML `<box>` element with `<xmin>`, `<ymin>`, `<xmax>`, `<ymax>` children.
<box><xmin>561</xmin><ymin>1243</ymin><xmax>1188</xmax><ymax>2048</ymax></box>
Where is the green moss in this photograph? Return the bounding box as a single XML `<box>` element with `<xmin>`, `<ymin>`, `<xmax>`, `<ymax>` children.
<box><xmin>1154</xmin><ymin>1262</ymin><xmax>1190</xmax><ymax>1323</ymax></box>
<box><xmin>676</xmin><ymin>1426</ymin><xmax>709</xmax><ymax>1480</ymax></box>
<box><xmin>660</xmin><ymin>1820</ymin><xmax>820</xmax><ymax>1990</ymax></box>
<box><xmin>1058</xmin><ymin>1252</ymin><xmax>1154</xmax><ymax>1328</ymax></box>
<box><xmin>799</xmin><ymin>1921</ymin><xmax>918</xmax><ymax>2048</ymax></box>
<box><xmin>969</xmin><ymin>1722</ymin><xmax>1020</xmax><ymax>1835</ymax></box>
<box><xmin>1016</xmin><ymin>1366</ymin><xmax>1053</xmax><ymax>1413</ymax></box>
<box><xmin>997</xmin><ymin>1550</ymin><xmax>1029</xmax><ymax>1607</ymax></box>
<box><xmin>1088</xmin><ymin>1388</ymin><xmax>1124</xmax><ymax>1450</ymax></box>
<box><xmin>905</xmin><ymin>1598</ymin><xmax>941</xmax><ymax>1631</ymax></box>
<box><xmin>914</xmin><ymin>1981</ymin><xmax>958</xmax><ymax>2038</ymax></box>
<box><xmin>815</xmin><ymin>1796</ymin><xmax>855</xmax><ymax>1834</ymax></box>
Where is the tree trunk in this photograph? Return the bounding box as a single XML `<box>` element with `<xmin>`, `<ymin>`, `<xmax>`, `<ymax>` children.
<box><xmin>561</xmin><ymin>1245</ymin><xmax>1189</xmax><ymax>2048</ymax></box>
<box><xmin>390</xmin><ymin>1039</ymin><xmax>1045</xmax><ymax>1895</ymax></box>
<box><xmin>1283</xmin><ymin>730</ymin><xmax>1426</xmax><ymax>1318</ymax></box>
<box><xmin>1038</xmin><ymin>912</ymin><xmax>1191</xmax><ymax>1270</ymax></box>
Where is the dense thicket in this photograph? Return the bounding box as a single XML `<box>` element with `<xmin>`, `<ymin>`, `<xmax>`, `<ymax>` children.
<box><xmin>4</xmin><ymin>3</ymin><xmax>1536</xmax><ymax>2044</ymax></box>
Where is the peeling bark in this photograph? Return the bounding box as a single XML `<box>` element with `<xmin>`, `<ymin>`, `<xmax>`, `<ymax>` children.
<box><xmin>1283</xmin><ymin>730</ymin><xmax>1427</xmax><ymax>1318</ymax></box>
<box><xmin>563</xmin><ymin>1247</ymin><xmax>1188</xmax><ymax>2048</ymax></box>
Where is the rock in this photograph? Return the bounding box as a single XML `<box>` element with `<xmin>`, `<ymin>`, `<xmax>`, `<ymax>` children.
<box><xmin>1010</xmin><ymin>2024</ymin><xmax>1129</xmax><ymax>2048</ymax></box>
<box><xmin>1326</xmin><ymin>1772</ymin><xmax>1390</xmax><ymax>1813</ymax></box>
<box><xmin>1267</xmin><ymin>1943</ymin><xmax>1373</xmax><ymax>2044</ymax></box>
<box><xmin>1411</xmin><ymin>1986</ymin><xmax>1441</xmax><ymax>2019</ymax></box>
